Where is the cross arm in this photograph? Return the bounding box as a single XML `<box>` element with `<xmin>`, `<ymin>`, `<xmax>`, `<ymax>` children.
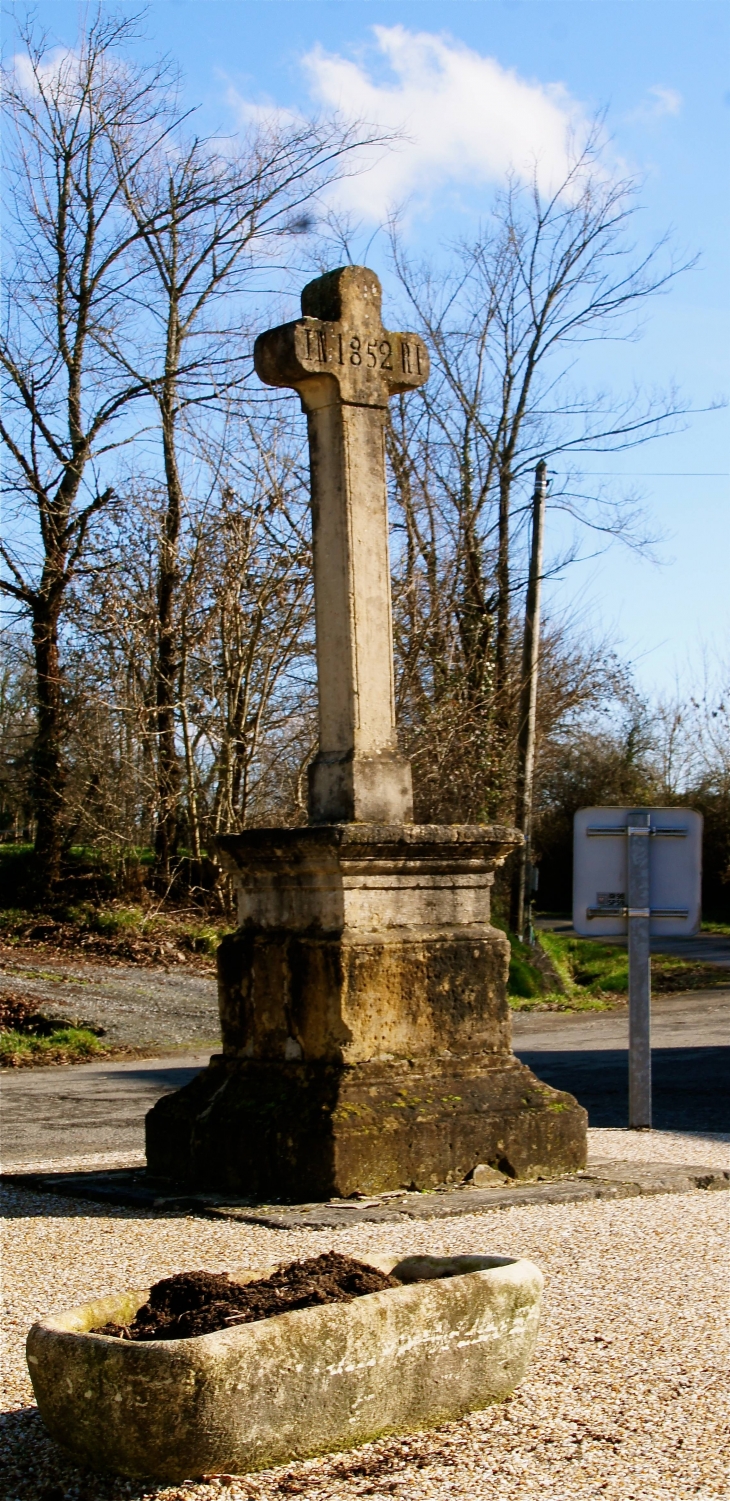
<box><xmin>254</xmin><ymin>266</ymin><xmax>429</xmax><ymax>408</ymax></box>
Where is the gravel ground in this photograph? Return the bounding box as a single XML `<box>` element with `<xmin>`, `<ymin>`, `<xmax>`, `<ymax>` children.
<box><xmin>0</xmin><ymin>954</ymin><xmax>219</xmax><ymax>1050</ymax></box>
<box><xmin>2</xmin><ymin>1129</ymin><xmax>729</xmax><ymax>1501</ymax></box>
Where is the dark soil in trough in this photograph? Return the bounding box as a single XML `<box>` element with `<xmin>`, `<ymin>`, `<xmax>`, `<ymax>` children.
<box><xmin>93</xmin><ymin>1252</ymin><xmax>399</xmax><ymax>1340</ymax></box>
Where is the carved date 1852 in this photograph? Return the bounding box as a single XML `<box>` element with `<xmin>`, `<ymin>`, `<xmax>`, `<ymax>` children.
<box><xmin>304</xmin><ymin>327</ymin><xmax>423</xmax><ymax>377</ymax></box>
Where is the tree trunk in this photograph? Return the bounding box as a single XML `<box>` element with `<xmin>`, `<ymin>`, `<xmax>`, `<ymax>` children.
<box><xmin>154</xmin><ymin>394</ymin><xmax>183</xmax><ymax>878</ymax></box>
<box><xmin>179</xmin><ymin>649</ymin><xmax>201</xmax><ymax>861</ymax></box>
<box><xmin>511</xmin><ymin>460</ymin><xmax>547</xmax><ymax>937</ymax></box>
<box><xmin>495</xmin><ymin>466</ymin><xmax>511</xmax><ymax>719</ymax></box>
<box><xmin>31</xmin><ymin>602</ymin><xmax>65</xmax><ymax>892</ymax></box>
<box><xmin>461</xmin><ymin>525</ymin><xmax>491</xmax><ymax>702</ymax></box>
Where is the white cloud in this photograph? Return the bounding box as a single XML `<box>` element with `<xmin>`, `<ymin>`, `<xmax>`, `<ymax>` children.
<box><xmin>12</xmin><ymin>46</ymin><xmax>80</xmax><ymax>99</ymax></box>
<box><xmin>626</xmin><ymin>85</ymin><xmax>683</xmax><ymax>125</ymax></box>
<box><xmin>228</xmin><ymin>92</ymin><xmax>304</xmax><ymax>136</ymax></box>
<box><xmin>299</xmin><ymin>26</ymin><xmax>594</xmax><ymax>218</ymax></box>
<box><xmin>648</xmin><ymin>85</ymin><xmax>682</xmax><ymax>118</ymax></box>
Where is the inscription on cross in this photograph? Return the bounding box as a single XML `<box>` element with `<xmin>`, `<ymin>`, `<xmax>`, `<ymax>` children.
<box><xmin>254</xmin><ymin>265</ymin><xmax>429</xmax><ymax>409</ymax></box>
<box><xmin>254</xmin><ymin>267</ymin><xmax>429</xmax><ymax>826</ymax></box>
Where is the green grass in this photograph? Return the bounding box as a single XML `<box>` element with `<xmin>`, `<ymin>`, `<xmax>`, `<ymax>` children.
<box><xmin>65</xmin><ymin>903</ymin><xmax>226</xmax><ymax>951</ymax></box>
<box><xmin>508</xmin><ymin>952</ymin><xmax>542</xmax><ymax>999</ymax></box>
<box><xmin>508</xmin><ymin>986</ymin><xmax>611</xmax><ymax>1013</ymax></box>
<box><xmin>540</xmin><ymin>931</ymin><xmax>629</xmax><ymax>994</ymax></box>
<box><xmin>536</xmin><ymin>929</ymin><xmax>727</xmax><ymax>1001</ymax></box>
<box><xmin>64</xmin><ymin>902</ymin><xmax>145</xmax><ymax>934</ymax></box>
<box><xmin>504</xmin><ymin>926</ymin><xmax>727</xmax><ymax>1012</ymax></box>
<box><xmin>183</xmin><ymin>923</ymin><xmax>222</xmax><ymax>956</ymax></box>
<box><xmin>504</xmin><ymin>929</ymin><xmax>608</xmax><ymax>1011</ymax></box>
<box><xmin>0</xmin><ymin>1025</ymin><xmax>105</xmax><ymax>1067</ymax></box>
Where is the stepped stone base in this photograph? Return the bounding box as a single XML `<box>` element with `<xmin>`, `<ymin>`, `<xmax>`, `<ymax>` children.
<box><xmin>146</xmin><ymin>1053</ymin><xmax>586</xmax><ymax>1199</ymax></box>
<box><xmin>145</xmin><ymin>824</ymin><xmax>587</xmax><ymax>1195</ymax></box>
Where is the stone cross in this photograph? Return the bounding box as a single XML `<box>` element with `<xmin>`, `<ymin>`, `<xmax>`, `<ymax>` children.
<box><xmin>254</xmin><ymin>266</ymin><xmax>429</xmax><ymax>824</ymax></box>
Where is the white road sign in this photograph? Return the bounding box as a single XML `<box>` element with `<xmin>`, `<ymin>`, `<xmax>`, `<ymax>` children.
<box><xmin>573</xmin><ymin>806</ymin><xmax>702</xmax><ymax>938</ymax></box>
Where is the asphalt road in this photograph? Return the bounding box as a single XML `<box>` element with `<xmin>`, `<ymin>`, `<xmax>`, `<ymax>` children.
<box><xmin>512</xmin><ymin>989</ymin><xmax>729</xmax><ymax>1134</ymax></box>
<box><xmin>511</xmin><ymin>988</ymin><xmax>729</xmax><ymax>1050</ymax></box>
<box><xmin>2</xmin><ymin>989</ymin><xmax>727</xmax><ymax>1167</ymax></box>
<box><xmin>0</xmin><ymin>1052</ymin><xmax>212</xmax><ymax>1166</ymax></box>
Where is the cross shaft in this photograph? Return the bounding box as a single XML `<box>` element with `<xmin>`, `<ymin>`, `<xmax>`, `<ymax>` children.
<box><xmin>254</xmin><ymin>266</ymin><xmax>429</xmax><ymax>824</ymax></box>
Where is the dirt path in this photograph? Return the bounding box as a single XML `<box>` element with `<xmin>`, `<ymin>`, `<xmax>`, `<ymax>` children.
<box><xmin>0</xmin><ymin>949</ymin><xmax>219</xmax><ymax>1050</ymax></box>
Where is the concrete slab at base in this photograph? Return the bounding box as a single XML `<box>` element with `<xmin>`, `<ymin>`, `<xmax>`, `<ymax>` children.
<box><xmin>27</xmin><ymin>1254</ymin><xmax>543</xmax><ymax>1481</ymax></box>
<box><xmin>8</xmin><ymin>1161</ymin><xmax>728</xmax><ymax>1220</ymax></box>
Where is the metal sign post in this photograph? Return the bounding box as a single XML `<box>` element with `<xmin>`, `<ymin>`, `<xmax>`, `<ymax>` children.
<box><xmin>573</xmin><ymin>806</ymin><xmax>702</xmax><ymax>1131</ymax></box>
<box><xmin>627</xmin><ymin>812</ymin><xmax>652</xmax><ymax>1128</ymax></box>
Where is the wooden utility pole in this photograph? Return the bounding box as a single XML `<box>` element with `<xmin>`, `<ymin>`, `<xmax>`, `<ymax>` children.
<box><xmin>512</xmin><ymin>460</ymin><xmax>548</xmax><ymax>940</ymax></box>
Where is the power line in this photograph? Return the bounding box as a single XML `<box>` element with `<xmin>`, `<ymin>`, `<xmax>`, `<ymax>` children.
<box><xmin>577</xmin><ymin>471</ymin><xmax>728</xmax><ymax>477</ymax></box>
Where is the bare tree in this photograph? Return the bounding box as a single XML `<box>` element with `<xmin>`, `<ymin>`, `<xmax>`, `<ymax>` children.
<box><xmin>203</xmin><ymin>460</ymin><xmax>315</xmax><ymax>837</ymax></box>
<box><xmin>0</xmin><ymin>10</ymin><xmax>180</xmax><ymax>886</ymax></box>
<box><xmin>65</xmin><ymin>482</ymin><xmax>162</xmax><ymax>856</ymax></box>
<box><xmin>390</xmin><ymin>135</ymin><xmax>697</xmax><ymax>757</ymax></box>
<box><xmin>65</xmin><ymin>401</ymin><xmax>315</xmax><ymax>870</ymax></box>
<box><xmin>111</xmin><ymin>110</ymin><xmax>377</xmax><ymax>874</ymax></box>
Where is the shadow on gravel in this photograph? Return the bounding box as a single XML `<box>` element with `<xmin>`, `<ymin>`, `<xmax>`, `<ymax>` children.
<box><xmin>0</xmin><ymin>1407</ymin><xmax>169</xmax><ymax>1500</ymax></box>
<box><xmin>516</xmin><ymin>1046</ymin><xmax>730</xmax><ymax>1131</ymax></box>
<box><xmin>0</xmin><ymin>1401</ymin><xmax>455</xmax><ymax>1500</ymax></box>
<box><xmin>0</xmin><ymin>1182</ymin><xmax>176</xmax><ymax>1220</ymax></box>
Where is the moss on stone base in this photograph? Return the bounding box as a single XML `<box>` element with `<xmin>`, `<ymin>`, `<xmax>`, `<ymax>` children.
<box><xmin>146</xmin><ymin>1054</ymin><xmax>586</xmax><ymax>1198</ymax></box>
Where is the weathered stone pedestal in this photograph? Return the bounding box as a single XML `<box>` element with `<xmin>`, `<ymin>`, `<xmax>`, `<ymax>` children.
<box><xmin>146</xmin><ymin>825</ymin><xmax>586</xmax><ymax>1196</ymax></box>
<box><xmin>146</xmin><ymin>266</ymin><xmax>586</xmax><ymax>1196</ymax></box>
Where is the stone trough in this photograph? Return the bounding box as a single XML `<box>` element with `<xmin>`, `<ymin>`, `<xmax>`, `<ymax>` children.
<box><xmin>27</xmin><ymin>1253</ymin><xmax>543</xmax><ymax>1481</ymax></box>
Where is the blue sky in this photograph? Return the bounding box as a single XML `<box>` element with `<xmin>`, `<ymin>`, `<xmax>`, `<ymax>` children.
<box><xmin>6</xmin><ymin>0</ymin><xmax>729</xmax><ymax>699</ymax></box>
